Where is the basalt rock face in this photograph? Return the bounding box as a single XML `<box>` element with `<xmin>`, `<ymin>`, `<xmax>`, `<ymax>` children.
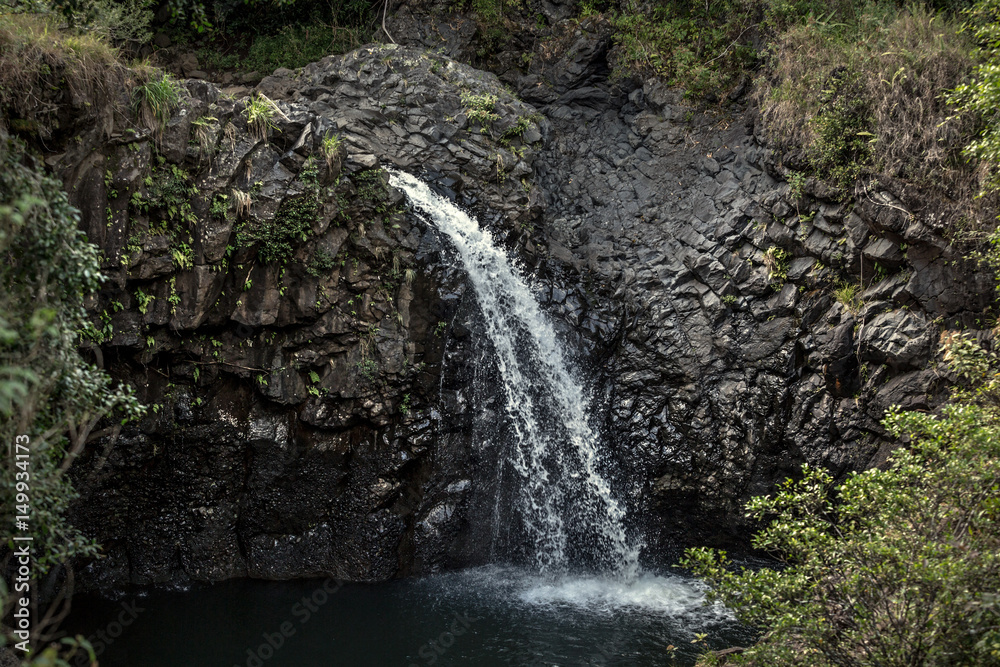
<box><xmin>385</xmin><ymin>9</ymin><xmax>992</xmax><ymax>551</ymax></box>
<box><xmin>63</xmin><ymin>11</ymin><xmax>992</xmax><ymax>587</ymax></box>
<box><xmin>64</xmin><ymin>44</ymin><xmax>566</xmax><ymax>588</ymax></box>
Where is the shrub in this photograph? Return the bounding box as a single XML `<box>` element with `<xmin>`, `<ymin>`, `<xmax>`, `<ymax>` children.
<box><xmin>238</xmin><ymin>195</ymin><xmax>316</xmax><ymax>263</ymax></box>
<box><xmin>760</xmin><ymin>4</ymin><xmax>976</xmax><ymax>194</ymax></box>
<box><xmin>609</xmin><ymin>0</ymin><xmax>758</xmax><ymax>96</ymax></box>
<box><xmin>683</xmin><ymin>333</ymin><xmax>1000</xmax><ymax>666</ymax></box>
<box><xmin>949</xmin><ymin>0</ymin><xmax>1000</xmax><ymax>195</ymax></box>
<box><xmin>242</xmin><ymin>23</ymin><xmax>363</xmax><ymax>73</ymax></box>
<box><xmin>460</xmin><ymin>91</ymin><xmax>500</xmax><ymax>126</ymax></box>
<box><xmin>763</xmin><ymin>245</ymin><xmax>791</xmax><ymax>283</ymax></box>
<box><xmin>306</xmin><ymin>247</ymin><xmax>337</xmax><ymax>277</ymax></box>
<box><xmin>0</xmin><ymin>137</ymin><xmax>145</xmax><ymax>651</ymax></box>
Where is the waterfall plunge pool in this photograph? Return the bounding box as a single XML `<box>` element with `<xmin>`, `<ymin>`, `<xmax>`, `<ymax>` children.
<box><xmin>62</xmin><ymin>172</ymin><xmax>754</xmax><ymax>665</ymax></box>
<box><xmin>63</xmin><ymin>566</ymin><xmax>753</xmax><ymax>666</ymax></box>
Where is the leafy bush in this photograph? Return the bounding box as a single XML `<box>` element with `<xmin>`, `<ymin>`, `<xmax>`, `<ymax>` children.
<box><xmin>949</xmin><ymin>0</ymin><xmax>1000</xmax><ymax>194</ymax></box>
<box><xmin>0</xmin><ymin>137</ymin><xmax>145</xmax><ymax>654</ymax></box>
<box><xmin>763</xmin><ymin>245</ymin><xmax>791</xmax><ymax>283</ymax></box>
<box><xmin>683</xmin><ymin>332</ymin><xmax>1000</xmax><ymax>666</ymax></box>
<box><xmin>306</xmin><ymin>247</ymin><xmax>338</xmax><ymax>277</ymax></box>
<box><xmin>242</xmin><ymin>23</ymin><xmax>363</xmax><ymax>74</ymax></box>
<box><xmin>460</xmin><ymin>91</ymin><xmax>500</xmax><ymax>126</ymax></box>
<box><xmin>238</xmin><ymin>195</ymin><xmax>317</xmax><ymax>263</ymax></box>
<box><xmin>609</xmin><ymin>0</ymin><xmax>759</xmax><ymax>96</ymax></box>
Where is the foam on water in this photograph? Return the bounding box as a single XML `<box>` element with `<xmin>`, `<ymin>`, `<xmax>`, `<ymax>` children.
<box><xmin>518</xmin><ymin>573</ymin><xmax>724</xmax><ymax>617</ymax></box>
<box><xmin>415</xmin><ymin>565</ymin><xmax>733</xmax><ymax>627</ymax></box>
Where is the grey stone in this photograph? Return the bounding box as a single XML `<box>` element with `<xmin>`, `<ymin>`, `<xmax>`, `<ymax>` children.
<box><xmin>860</xmin><ymin>310</ymin><xmax>933</xmax><ymax>369</ymax></box>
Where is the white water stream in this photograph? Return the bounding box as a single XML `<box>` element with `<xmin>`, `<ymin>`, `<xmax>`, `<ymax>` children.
<box><xmin>389</xmin><ymin>170</ymin><xmax>641</xmax><ymax>578</ymax></box>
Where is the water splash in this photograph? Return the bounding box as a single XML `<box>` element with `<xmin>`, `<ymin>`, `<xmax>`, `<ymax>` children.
<box><xmin>389</xmin><ymin>170</ymin><xmax>640</xmax><ymax>577</ymax></box>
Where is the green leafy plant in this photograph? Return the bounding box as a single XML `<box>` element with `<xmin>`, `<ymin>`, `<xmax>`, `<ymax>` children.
<box><xmin>763</xmin><ymin>246</ymin><xmax>791</xmax><ymax>284</ymax></box>
<box><xmin>460</xmin><ymin>91</ymin><xmax>500</xmax><ymax>126</ymax></box>
<box><xmin>306</xmin><ymin>247</ymin><xmax>338</xmax><ymax>277</ymax></box>
<box><xmin>134</xmin><ymin>287</ymin><xmax>154</xmax><ymax>314</ymax></box>
<box><xmin>0</xmin><ymin>137</ymin><xmax>145</xmax><ymax>652</ymax></box>
<box><xmin>949</xmin><ymin>0</ymin><xmax>1000</xmax><ymax>194</ymax></box>
<box><xmin>238</xmin><ymin>195</ymin><xmax>317</xmax><ymax>264</ymax></box>
<box><xmin>683</xmin><ymin>333</ymin><xmax>1000</xmax><ymax>666</ymax></box>
<box><xmin>357</xmin><ymin>358</ymin><xmax>379</xmax><ymax>382</ymax></box>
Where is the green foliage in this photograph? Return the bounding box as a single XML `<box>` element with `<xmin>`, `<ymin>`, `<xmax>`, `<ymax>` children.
<box><xmin>0</xmin><ymin>137</ymin><xmax>145</xmax><ymax>620</ymax></box>
<box><xmin>210</xmin><ymin>192</ymin><xmax>230</xmax><ymax>219</ymax></box>
<box><xmin>238</xmin><ymin>195</ymin><xmax>316</xmax><ymax>263</ymax></box>
<box><xmin>357</xmin><ymin>358</ymin><xmax>379</xmax><ymax>381</ymax></box>
<box><xmin>245</xmin><ymin>92</ymin><xmax>281</xmax><ymax>142</ymax></box>
<box><xmin>807</xmin><ymin>69</ymin><xmax>874</xmax><ymax>190</ymax></box>
<box><xmin>131</xmin><ymin>72</ymin><xmax>182</xmax><ymax>134</ymax></box>
<box><xmin>460</xmin><ymin>91</ymin><xmax>500</xmax><ymax>126</ymax></box>
<box><xmin>355</xmin><ymin>167</ymin><xmax>391</xmax><ymax>211</ymax></box>
<box><xmin>451</xmin><ymin>0</ymin><xmax>523</xmax><ymax>56</ymax></box>
<box><xmin>763</xmin><ymin>245</ymin><xmax>791</xmax><ymax>284</ymax></box>
<box><xmin>306</xmin><ymin>247</ymin><xmax>337</xmax><ymax>277</ymax></box>
<box><xmin>683</xmin><ymin>333</ymin><xmax>1000</xmax><ymax>666</ymax></box>
<box><xmin>131</xmin><ymin>159</ymin><xmax>197</xmax><ymax>228</ymax></box>
<box><xmin>134</xmin><ymin>287</ymin><xmax>154</xmax><ymax>314</ymax></box>
<box><xmin>949</xmin><ymin>0</ymin><xmax>1000</xmax><ymax>194</ymax></box>
<box><xmin>608</xmin><ymin>0</ymin><xmax>759</xmax><ymax>96</ymax></box>
<box><xmin>241</xmin><ymin>23</ymin><xmax>363</xmax><ymax>73</ymax></box>
<box><xmin>833</xmin><ymin>280</ymin><xmax>863</xmax><ymax>312</ymax></box>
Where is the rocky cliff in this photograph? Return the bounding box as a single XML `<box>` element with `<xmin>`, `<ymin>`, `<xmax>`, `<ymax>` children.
<box><xmin>42</xmin><ymin>2</ymin><xmax>992</xmax><ymax>587</ymax></box>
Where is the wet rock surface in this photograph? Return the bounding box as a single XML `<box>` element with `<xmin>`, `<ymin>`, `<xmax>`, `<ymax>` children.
<box><xmin>61</xmin><ymin>9</ymin><xmax>994</xmax><ymax>586</ymax></box>
<box><xmin>67</xmin><ymin>44</ymin><xmax>550</xmax><ymax>587</ymax></box>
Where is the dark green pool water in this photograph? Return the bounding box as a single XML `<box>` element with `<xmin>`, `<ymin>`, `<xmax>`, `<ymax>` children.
<box><xmin>63</xmin><ymin>566</ymin><xmax>752</xmax><ymax>667</ymax></box>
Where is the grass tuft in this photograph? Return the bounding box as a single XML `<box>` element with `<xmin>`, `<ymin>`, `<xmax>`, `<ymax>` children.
<box><xmin>131</xmin><ymin>70</ymin><xmax>181</xmax><ymax>136</ymax></box>
<box><xmin>0</xmin><ymin>12</ymin><xmax>124</xmax><ymax>138</ymax></box>
<box><xmin>833</xmin><ymin>281</ymin><xmax>863</xmax><ymax>313</ymax></box>
<box><xmin>245</xmin><ymin>92</ymin><xmax>286</xmax><ymax>142</ymax></box>
<box><xmin>759</xmin><ymin>5</ymin><xmax>977</xmax><ymax>194</ymax></box>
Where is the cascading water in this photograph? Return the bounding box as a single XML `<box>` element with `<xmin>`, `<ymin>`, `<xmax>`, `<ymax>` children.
<box><xmin>62</xmin><ymin>172</ymin><xmax>745</xmax><ymax>667</ymax></box>
<box><xmin>388</xmin><ymin>169</ymin><xmax>641</xmax><ymax>578</ymax></box>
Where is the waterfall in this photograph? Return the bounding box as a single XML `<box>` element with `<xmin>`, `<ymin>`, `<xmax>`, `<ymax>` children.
<box><xmin>388</xmin><ymin>170</ymin><xmax>640</xmax><ymax>578</ymax></box>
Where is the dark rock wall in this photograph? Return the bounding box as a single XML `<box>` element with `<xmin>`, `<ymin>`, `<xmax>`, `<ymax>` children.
<box><xmin>56</xmin><ymin>4</ymin><xmax>993</xmax><ymax>587</ymax></box>
<box><xmin>66</xmin><ymin>46</ymin><xmax>554</xmax><ymax>588</ymax></box>
<box><xmin>389</xmin><ymin>7</ymin><xmax>992</xmax><ymax>551</ymax></box>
